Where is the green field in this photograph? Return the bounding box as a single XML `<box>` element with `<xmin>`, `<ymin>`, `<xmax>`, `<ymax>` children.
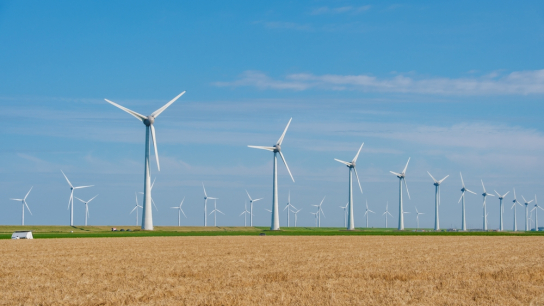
<box><xmin>2</xmin><ymin>225</ymin><xmax>544</xmax><ymax>239</ymax></box>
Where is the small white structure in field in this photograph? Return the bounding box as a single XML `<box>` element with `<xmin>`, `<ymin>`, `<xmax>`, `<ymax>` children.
<box><xmin>11</xmin><ymin>231</ymin><xmax>33</xmax><ymax>239</ymax></box>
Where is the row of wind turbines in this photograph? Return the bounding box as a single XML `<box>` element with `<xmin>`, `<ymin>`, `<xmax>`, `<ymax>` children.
<box><xmin>9</xmin><ymin>92</ymin><xmax>542</xmax><ymax>231</ymax></box>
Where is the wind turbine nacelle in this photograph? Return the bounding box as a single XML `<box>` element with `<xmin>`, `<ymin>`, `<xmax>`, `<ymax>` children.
<box><xmin>434</xmin><ymin>182</ymin><xmax>439</xmax><ymax>187</ymax></box>
<box><xmin>274</xmin><ymin>144</ymin><xmax>281</xmax><ymax>152</ymax></box>
<box><xmin>144</xmin><ymin>116</ymin><xmax>155</xmax><ymax>126</ymax></box>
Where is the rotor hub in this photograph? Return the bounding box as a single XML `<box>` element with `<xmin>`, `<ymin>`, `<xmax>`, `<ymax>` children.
<box><xmin>274</xmin><ymin>144</ymin><xmax>281</xmax><ymax>152</ymax></box>
<box><xmin>144</xmin><ymin>116</ymin><xmax>155</xmax><ymax>126</ymax></box>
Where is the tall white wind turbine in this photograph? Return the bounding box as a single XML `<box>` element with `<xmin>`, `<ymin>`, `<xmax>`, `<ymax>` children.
<box><xmin>245</xmin><ymin>190</ymin><xmax>263</xmax><ymax>227</ymax></box>
<box><xmin>415</xmin><ymin>207</ymin><xmax>424</xmax><ymax>230</ymax></box>
<box><xmin>170</xmin><ymin>197</ymin><xmax>187</xmax><ymax>226</ymax></box>
<box><xmin>312</xmin><ymin>197</ymin><xmax>326</xmax><ymax>227</ymax></box>
<box><xmin>130</xmin><ymin>193</ymin><xmax>143</xmax><ymax>226</ymax></box>
<box><xmin>383</xmin><ymin>202</ymin><xmax>393</xmax><ymax>228</ymax></box>
<box><xmin>481</xmin><ymin>180</ymin><xmax>494</xmax><ymax>230</ymax></box>
<box><xmin>532</xmin><ymin>195</ymin><xmax>543</xmax><ymax>231</ymax></box>
<box><xmin>334</xmin><ymin>143</ymin><xmax>364</xmax><ymax>230</ymax></box>
<box><xmin>494</xmin><ymin>190</ymin><xmax>509</xmax><ymax>231</ymax></box>
<box><xmin>458</xmin><ymin>173</ymin><xmax>476</xmax><ymax>231</ymax></box>
<box><xmin>339</xmin><ymin>203</ymin><xmax>348</xmax><ymax>227</ymax></box>
<box><xmin>203</xmin><ymin>183</ymin><xmax>218</xmax><ymax>227</ymax></box>
<box><xmin>75</xmin><ymin>195</ymin><xmax>98</xmax><ymax>226</ymax></box>
<box><xmin>209</xmin><ymin>199</ymin><xmax>224</xmax><ymax>227</ymax></box>
<box><xmin>511</xmin><ymin>188</ymin><xmax>523</xmax><ymax>231</ymax></box>
<box><xmin>390</xmin><ymin>158</ymin><xmax>411</xmax><ymax>230</ymax></box>
<box><xmin>105</xmin><ymin>91</ymin><xmax>185</xmax><ymax>230</ymax></box>
<box><xmin>10</xmin><ymin>187</ymin><xmax>33</xmax><ymax>226</ymax></box>
<box><xmin>61</xmin><ymin>170</ymin><xmax>93</xmax><ymax>227</ymax></box>
<box><xmin>364</xmin><ymin>200</ymin><xmax>375</xmax><ymax>228</ymax></box>
<box><xmin>521</xmin><ymin>195</ymin><xmax>533</xmax><ymax>231</ymax></box>
<box><xmin>428</xmin><ymin>172</ymin><xmax>449</xmax><ymax>231</ymax></box>
<box><xmin>248</xmin><ymin>118</ymin><xmax>295</xmax><ymax>231</ymax></box>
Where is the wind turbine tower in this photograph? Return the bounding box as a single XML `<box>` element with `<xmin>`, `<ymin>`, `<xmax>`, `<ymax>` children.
<box><xmin>105</xmin><ymin>92</ymin><xmax>185</xmax><ymax>230</ymax></box>
<box><xmin>248</xmin><ymin>118</ymin><xmax>295</xmax><ymax>230</ymax></box>
<box><xmin>481</xmin><ymin>180</ymin><xmax>495</xmax><ymax>230</ymax></box>
<box><xmin>75</xmin><ymin>195</ymin><xmax>98</xmax><ymax>226</ymax></box>
<box><xmin>245</xmin><ymin>190</ymin><xmax>262</xmax><ymax>227</ymax></box>
<box><xmin>203</xmin><ymin>183</ymin><xmax>218</xmax><ymax>227</ymax></box>
<box><xmin>364</xmin><ymin>200</ymin><xmax>375</xmax><ymax>228</ymax></box>
<box><xmin>334</xmin><ymin>143</ymin><xmax>364</xmax><ymax>230</ymax></box>
<box><xmin>415</xmin><ymin>207</ymin><xmax>424</xmax><ymax>230</ymax></box>
<box><xmin>170</xmin><ymin>197</ymin><xmax>187</xmax><ymax>226</ymax></box>
<box><xmin>312</xmin><ymin>197</ymin><xmax>326</xmax><ymax>227</ymax></box>
<box><xmin>383</xmin><ymin>202</ymin><xmax>393</xmax><ymax>228</ymax></box>
<box><xmin>130</xmin><ymin>193</ymin><xmax>143</xmax><ymax>226</ymax></box>
<box><xmin>10</xmin><ymin>187</ymin><xmax>33</xmax><ymax>226</ymax></box>
<box><xmin>521</xmin><ymin>195</ymin><xmax>533</xmax><ymax>231</ymax></box>
<box><xmin>532</xmin><ymin>195</ymin><xmax>543</xmax><ymax>231</ymax></box>
<box><xmin>339</xmin><ymin>203</ymin><xmax>348</xmax><ymax>227</ymax></box>
<box><xmin>209</xmin><ymin>199</ymin><xmax>224</xmax><ymax>227</ymax></box>
<box><xmin>61</xmin><ymin>170</ymin><xmax>93</xmax><ymax>227</ymax></box>
<box><xmin>390</xmin><ymin>158</ymin><xmax>411</xmax><ymax>230</ymax></box>
<box><xmin>511</xmin><ymin>188</ymin><xmax>522</xmax><ymax>231</ymax></box>
<box><xmin>428</xmin><ymin>172</ymin><xmax>449</xmax><ymax>231</ymax></box>
<box><xmin>458</xmin><ymin>173</ymin><xmax>476</xmax><ymax>231</ymax></box>
<box><xmin>494</xmin><ymin>190</ymin><xmax>509</xmax><ymax>231</ymax></box>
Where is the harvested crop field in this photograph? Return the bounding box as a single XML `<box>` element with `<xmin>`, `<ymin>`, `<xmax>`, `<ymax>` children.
<box><xmin>1</xmin><ymin>236</ymin><xmax>543</xmax><ymax>305</ymax></box>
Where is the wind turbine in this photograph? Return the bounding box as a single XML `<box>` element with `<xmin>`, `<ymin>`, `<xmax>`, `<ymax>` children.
<box><xmin>248</xmin><ymin>118</ymin><xmax>295</xmax><ymax>231</ymax></box>
<box><xmin>240</xmin><ymin>201</ymin><xmax>250</xmax><ymax>227</ymax></box>
<box><xmin>339</xmin><ymin>203</ymin><xmax>348</xmax><ymax>227</ymax></box>
<box><xmin>203</xmin><ymin>183</ymin><xmax>218</xmax><ymax>227</ymax></box>
<box><xmin>61</xmin><ymin>170</ymin><xmax>93</xmax><ymax>227</ymax></box>
<box><xmin>521</xmin><ymin>195</ymin><xmax>533</xmax><ymax>231</ymax></box>
<box><xmin>415</xmin><ymin>207</ymin><xmax>424</xmax><ymax>230</ymax></box>
<box><xmin>10</xmin><ymin>187</ymin><xmax>33</xmax><ymax>226</ymax></box>
<box><xmin>130</xmin><ymin>193</ymin><xmax>143</xmax><ymax>226</ymax></box>
<box><xmin>532</xmin><ymin>195</ymin><xmax>543</xmax><ymax>231</ymax></box>
<box><xmin>458</xmin><ymin>172</ymin><xmax>476</xmax><ymax>231</ymax></box>
<box><xmin>334</xmin><ymin>143</ymin><xmax>364</xmax><ymax>230</ymax></box>
<box><xmin>390</xmin><ymin>158</ymin><xmax>411</xmax><ymax>230</ymax></box>
<box><xmin>310</xmin><ymin>211</ymin><xmax>318</xmax><ymax>227</ymax></box>
<box><xmin>75</xmin><ymin>195</ymin><xmax>98</xmax><ymax>226</ymax></box>
<box><xmin>245</xmin><ymin>190</ymin><xmax>263</xmax><ymax>227</ymax></box>
<box><xmin>494</xmin><ymin>190</ymin><xmax>509</xmax><ymax>231</ymax></box>
<box><xmin>511</xmin><ymin>188</ymin><xmax>523</xmax><ymax>231</ymax></box>
<box><xmin>291</xmin><ymin>208</ymin><xmax>302</xmax><ymax>227</ymax></box>
<box><xmin>428</xmin><ymin>171</ymin><xmax>449</xmax><ymax>231</ymax></box>
<box><xmin>481</xmin><ymin>180</ymin><xmax>495</xmax><ymax>230</ymax></box>
<box><xmin>170</xmin><ymin>197</ymin><xmax>187</xmax><ymax>226</ymax></box>
<box><xmin>283</xmin><ymin>191</ymin><xmax>296</xmax><ymax>227</ymax></box>
<box><xmin>105</xmin><ymin>91</ymin><xmax>185</xmax><ymax>230</ymax></box>
<box><xmin>383</xmin><ymin>202</ymin><xmax>393</xmax><ymax>228</ymax></box>
<box><xmin>312</xmin><ymin>197</ymin><xmax>326</xmax><ymax>227</ymax></box>
<box><xmin>208</xmin><ymin>199</ymin><xmax>224</xmax><ymax>227</ymax></box>
<box><xmin>364</xmin><ymin>200</ymin><xmax>375</xmax><ymax>228</ymax></box>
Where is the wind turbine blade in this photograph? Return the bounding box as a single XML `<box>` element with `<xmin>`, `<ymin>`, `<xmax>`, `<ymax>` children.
<box><xmin>24</xmin><ymin>201</ymin><xmax>32</xmax><ymax>215</ymax></box>
<box><xmin>150</xmin><ymin>91</ymin><xmax>186</xmax><ymax>118</ymax></box>
<box><xmin>240</xmin><ymin>211</ymin><xmax>245</xmax><ymax>216</ymax></box>
<box><xmin>353</xmin><ymin>167</ymin><xmax>363</xmax><ymax>194</ymax></box>
<box><xmin>104</xmin><ymin>99</ymin><xmax>146</xmax><ymax>121</ymax></box>
<box><xmin>404</xmin><ymin>179</ymin><xmax>411</xmax><ymax>200</ymax></box>
<box><xmin>265</xmin><ymin>209</ymin><xmax>272</xmax><ymax>213</ymax></box>
<box><xmin>276</xmin><ymin>118</ymin><xmax>292</xmax><ymax>146</ymax></box>
<box><xmin>460</xmin><ymin>172</ymin><xmax>465</xmax><ymax>187</ymax></box>
<box><xmin>402</xmin><ymin>157</ymin><xmax>411</xmax><ymax>174</ymax></box>
<box><xmin>427</xmin><ymin>171</ymin><xmax>437</xmax><ymax>183</ymax></box>
<box><xmin>151</xmin><ymin>177</ymin><xmax>156</xmax><ymax>190</ymax></box>
<box><xmin>522</xmin><ymin>195</ymin><xmax>527</xmax><ymax>203</ymax></box>
<box><xmin>351</xmin><ymin>143</ymin><xmax>364</xmax><ymax>163</ymax></box>
<box><xmin>74</xmin><ymin>197</ymin><xmax>85</xmax><ymax>203</ymax></box>
<box><xmin>130</xmin><ymin>206</ymin><xmax>137</xmax><ymax>214</ymax></box>
<box><xmin>248</xmin><ymin>145</ymin><xmax>275</xmax><ymax>151</ymax></box>
<box><xmin>61</xmin><ymin>170</ymin><xmax>73</xmax><ymax>188</ymax></box>
<box><xmin>390</xmin><ymin>171</ymin><xmax>401</xmax><ymax>177</ymax></box>
<box><xmin>208</xmin><ymin>197</ymin><xmax>218</xmax><ymax>200</ymax></box>
<box><xmin>253</xmin><ymin>198</ymin><xmax>263</xmax><ymax>202</ymax></box>
<box><xmin>514</xmin><ymin>188</ymin><xmax>517</xmax><ymax>199</ymax></box>
<box><xmin>528</xmin><ymin>200</ymin><xmax>534</xmax><ymax>204</ymax></box>
<box><xmin>150</xmin><ymin>125</ymin><xmax>160</xmax><ymax>171</ymax></box>
<box><xmin>387</xmin><ymin>211</ymin><xmax>393</xmax><ymax>217</ymax></box>
<box><xmin>368</xmin><ymin>210</ymin><xmax>375</xmax><ymax>213</ymax></box>
<box><xmin>481</xmin><ymin>180</ymin><xmax>486</xmax><ymax>193</ymax></box>
<box><xmin>217</xmin><ymin>210</ymin><xmax>225</xmax><ymax>215</ymax></box>
<box><xmin>438</xmin><ymin>175</ymin><xmax>449</xmax><ymax>184</ymax></box>
<box><xmin>503</xmin><ymin>191</ymin><xmax>510</xmax><ymax>198</ymax></box>
<box><xmin>10</xmin><ymin>199</ymin><xmax>22</xmax><ymax>201</ymax></box>
<box><xmin>180</xmin><ymin>197</ymin><xmax>185</xmax><ymax>207</ymax></box>
<box><xmin>87</xmin><ymin>195</ymin><xmax>98</xmax><ymax>203</ymax></box>
<box><xmin>495</xmin><ymin>190</ymin><xmax>501</xmax><ymax>197</ymax></box>
<box><xmin>202</xmin><ymin>183</ymin><xmax>208</xmax><ymax>197</ymax></box>
<box><xmin>458</xmin><ymin>192</ymin><xmax>464</xmax><ymax>204</ymax></box>
<box><xmin>152</xmin><ymin>198</ymin><xmax>158</xmax><ymax>211</ymax></box>
<box><xmin>245</xmin><ymin>190</ymin><xmax>253</xmax><ymax>201</ymax></box>
<box><xmin>511</xmin><ymin>203</ymin><xmax>516</xmax><ymax>209</ymax></box>
<box><xmin>278</xmin><ymin>151</ymin><xmax>295</xmax><ymax>182</ymax></box>
<box><xmin>466</xmin><ymin>189</ymin><xmax>477</xmax><ymax>195</ymax></box>
<box><xmin>24</xmin><ymin>187</ymin><xmax>33</xmax><ymax>200</ymax></box>
<box><xmin>180</xmin><ymin>208</ymin><xmax>187</xmax><ymax>218</ymax></box>
<box><xmin>68</xmin><ymin>192</ymin><xmax>73</xmax><ymax>210</ymax></box>
<box><xmin>334</xmin><ymin>159</ymin><xmax>351</xmax><ymax>166</ymax></box>
<box><xmin>74</xmin><ymin>185</ymin><xmax>93</xmax><ymax>189</ymax></box>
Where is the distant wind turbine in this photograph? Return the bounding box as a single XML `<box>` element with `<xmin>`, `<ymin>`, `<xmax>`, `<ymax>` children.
<box><xmin>283</xmin><ymin>191</ymin><xmax>296</xmax><ymax>227</ymax></box>
<box><xmin>10</xmin><ymin>187</ymin><xmax>33</xmax><ymax>226</ymax></box>
<box><xmin>364</xmin><ymin>200</ymin><xmax>375</xmax><ymax>228</ymax></box>
<box><xmin>428</xmin><ymin>171</ymin><xmax>449</xmax><ymax>231</ymax></box>
<box><xmin>458</xmin><ymin>173</ymin><xmax>476</xmax><ymax>231</ymax></box>
<box><xmin>390</xmin><ymin>158</ymin><xmax>411</xmax><ymax>230</ymax></box>
<box><xmin>312</xmin><ymin>197</ymin><xmax>326</xmax><ymax>227</ymax></box>
<box><xmin>531</xmin><ymin>195</ymin><xmax>543</xmax><ymax>231</ymax></box>
<box><xmin>339</xmin><ymin>203</ymin><xmax>348</xmax><ymax>227</ymax></box>
<box><xmin>415</xmin><ymin>207</ymin><xmax>424</xmax><ymax>230</ymax></box>
<box><xmin>521</xmin><ymin>195</ymin><xmax>533</xmax><ymax>231</ymax></box>
<box><xmin>481</xmin><ymin>180</ymin><xmax>495</xmax><ymax>230</ymax></box>
<box><xmin>511</xmin><ymin>188</ymin><xmax>523</xmax><ymax>231</ymax></box>
<box><xmin>245</xmin><ymin>190</ymin><xmax>263</xmax><ymax>227</ymax></box>
<box><xmin>203</xmin><ymin>183</ymin><xmax>218</xmax><ymax>227</ymax></box>
<box><xmin>248</xmin><ymin>118</ymin><xmax>295</xmax><ymax>231</ymax></box>
<box><xmin>240</xmin><ymin>201</ymin><xmax>250</xmax><ymax>227</ymax></box>
<box><xmin>170</xmin><ymin>197</ymin><xmax>187</xmax><ymax>226</ymax></box>
<box><xmin>105</xmin><ymin>91</ymin><xmax>185</xmax><ymax>230</ymax></box>
<box><xmin>75</xmin><ymin>195</ymin><xmax>98</xmax><ymax>226</ymax></box>
<box><xmin>208</xmin><ymin>199</ymin><xmax>224</xmax><ymax>227</ymax></box>
<box><xmin>61</xmin><ymin>170</ymin><xmax>93</xmax><ymax>226</ymax></box>
<box><xmin>310</xmin><ymin>211</ymin><xmax>318</xmax><ymax>227</ymax></box>
<box><xmin>383</xmin><ymin>202</ymin><xmax>393</xmax><ymax>228</ymax></box>
<box><xmin>334</xmin><ymin>143</ymin><xmax>364</xmax><ymax>230</ymax></box>
<box><xmin>291</xmin><ymin>208</ymin><xmax>302</xmax><ymax>227</ymax></box>
<box><xmin>494</xmin><ymin>190</ymin><xmax>509</xmax><ymax>231</ymax></box>
<box><xmin>130</xmin><ymin>193</ymin><xmax>143</xmax><ymax>226</ymax></box>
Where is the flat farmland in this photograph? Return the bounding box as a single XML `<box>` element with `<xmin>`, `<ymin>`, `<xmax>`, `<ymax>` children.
<box><xmin>1</xmin><ymin>236</ymin><xmax>543</xmax><ymax>305</ymax></box>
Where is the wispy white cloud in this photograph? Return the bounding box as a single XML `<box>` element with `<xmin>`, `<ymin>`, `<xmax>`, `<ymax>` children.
<box><xmin>310</xmin><ymin>5</ymin><xmax>371</xmax><ymax>15</ymax></box>
<box><xmin>214</xmin><ymin>70</ymin><xmax>544</xmax><ymax>95</ymax></box>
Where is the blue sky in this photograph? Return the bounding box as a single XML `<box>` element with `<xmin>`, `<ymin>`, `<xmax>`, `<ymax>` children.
<box><xmin>1</xmin><ymin>0</ymin><xmax>544</xmax><ymax>229</ymax></box>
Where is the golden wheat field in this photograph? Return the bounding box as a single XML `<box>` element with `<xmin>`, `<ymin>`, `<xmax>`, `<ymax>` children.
<box><xmin>1</xmin><ymin>236</ymin><xmax>544</xmax><ymax>305</ymax></box>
